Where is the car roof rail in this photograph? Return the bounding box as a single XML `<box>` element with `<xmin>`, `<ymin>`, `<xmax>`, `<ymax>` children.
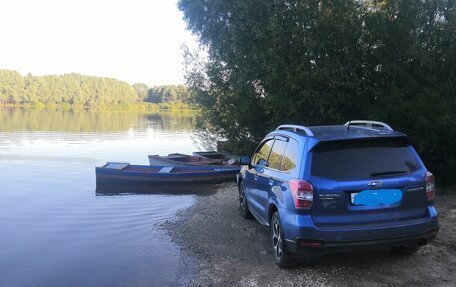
<box><xmin>344</xmin><ymin>120</ymin><xmax>393</xmax><ymax>131</ymax></box>
<box><xmin>276</xmin><ymin>124</ymin><xmax>314</xmax><ymax>136</ymax></box>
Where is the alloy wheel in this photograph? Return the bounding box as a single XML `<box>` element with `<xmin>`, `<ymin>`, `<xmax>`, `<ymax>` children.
<box><xmin>272</xmin><ymin>217</ymin><xmax>283</xmax><ymax>260</ymax></box>
<box><xmin>239</xmin><ymin>185</ymin><xmax>246</xmax><ymax>211</ymax></box>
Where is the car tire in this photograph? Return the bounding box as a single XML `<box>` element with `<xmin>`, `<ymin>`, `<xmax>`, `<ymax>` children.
<box><xmin>270</xmin><ymin>212</ymin><xmax>298</xmax><ymax>268</ymax></box>
<box><xmin>391</xmin><ymin>245</ymin><xmax>420</xmax><ymax>255</ymax></box>
<box><xmin>239</xmin><ymin>182</ymin><xmax>252</xmax><ymax>219</ymax></box>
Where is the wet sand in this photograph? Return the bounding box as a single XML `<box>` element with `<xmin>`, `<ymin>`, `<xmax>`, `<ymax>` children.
<box><xmin>164</xmin><ymin>183</ymin><xmax>456</xmax><ymax>287</ymax></box>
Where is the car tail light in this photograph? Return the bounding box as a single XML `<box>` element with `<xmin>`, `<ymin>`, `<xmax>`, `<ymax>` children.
<box><xmin>289</xmin><ymin>179</ymin><xmax>313</xmax><ymax>209</ymax></box>
<box><xmin>299</xmin><ymin>240</ymin><xmax>324</xmax><ymax>247</ymax></box>
<box><xmin>425</xmin><ymin>171</ymin><xmax>435</xmax><ymax>201</ymax></box>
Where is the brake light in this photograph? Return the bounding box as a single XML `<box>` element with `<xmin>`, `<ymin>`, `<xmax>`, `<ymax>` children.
<box><xmin>299</xmin><ymin>240</ymin><xmax>323</xmax><ymax>247</ymax></box>
<box><xmin>425</xmin><ymin>172</ymin><xmax>435</xmax><ymax>201</ymax></box>
<box><xmin>289</xmin><ymin>179</ymin><xmax>313</xmax><ymax>209</ymax></box>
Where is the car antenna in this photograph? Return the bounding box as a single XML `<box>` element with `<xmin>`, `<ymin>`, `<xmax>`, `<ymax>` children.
<box><xmin>346</xmin><ymin>120</ymin><xmax>351</xmax><ymax>130</ymax></box>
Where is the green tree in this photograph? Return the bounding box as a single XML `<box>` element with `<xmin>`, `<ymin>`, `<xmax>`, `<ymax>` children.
<box><xmin>0</xmin><ymin>70</ymin><xmax>24</xmax><ymax>104</ymax></box>
<box><xmin>147</xmin><ymin>85</ymin><xmax>193</xmax><ymax>104</ymax></box>
<box><xmin>179</xmin><ymin>0</ymin><xmax>456</xmax><ymax>183</ymax></box>
<box><xmin>0</xmin><ymin>70</ymin><xmax>140</xmax><ymax>106</ymax></box>
<box><xmin>133</xmin><ymin>83</ymin><xmax>149</xmax><ymax>101</ymax></box>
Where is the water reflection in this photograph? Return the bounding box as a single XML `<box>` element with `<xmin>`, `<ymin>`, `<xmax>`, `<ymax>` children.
<box><xmin>96</xmin><ymin>182</ymin><xmax>219</xmax><ymax>196</ymax></box>
<box><xmin>0</xmin><ymin>107</ymin><xmax>196</xmax><ymax>132</ymax></box>
<box><xmin>0</xmin><ymin>108</ymin><xmax>201</xmax><ymax>287</ymax></box>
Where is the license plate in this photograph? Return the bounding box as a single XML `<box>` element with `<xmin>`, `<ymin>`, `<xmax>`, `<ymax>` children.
<box><xmin>350</xmin><ymin>190</ymin><xmax>402</xmax><ymax>206</ymax></box>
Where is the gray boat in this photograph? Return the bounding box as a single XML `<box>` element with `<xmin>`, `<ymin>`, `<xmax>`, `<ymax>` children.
<box><xmin>148</xmin><ymin>153</ymin><xmax>225</xmax><ymax>166</ymax></box>
<box><xmin>192</xmin><ymin>151</ymin><xmax>238</xmax><ymax>165</ymax></box>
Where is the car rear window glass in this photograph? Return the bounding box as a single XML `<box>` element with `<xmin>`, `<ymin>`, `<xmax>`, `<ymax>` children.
<box><xmin>268</xmin><ymin>140</ymin><xmax>287</xmax><ymax>170</ymax></box>
<box><xmin>311</xmin><ymin>138</ymin><xmax>419</xmax><ymax>180</ymax></box>
<box><xmin>281</xmin><ymin>139</ymin><xmax>299</xmax><ymax>172</ymax></box>
<box><xmin>253</xmin><ymin>139</ymin><xmax>274</xmax><ymax>166</ymax></box>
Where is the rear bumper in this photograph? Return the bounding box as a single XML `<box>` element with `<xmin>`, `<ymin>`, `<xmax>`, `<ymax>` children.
<box><xmin>281</xmin><ymin>206</ymin><xmax>439</xmax><ymax>255</ymax></box>
<box><xmin>285</xmin><ymin>228</ymin><xmax>438</xmax><ymax>255</ymax></box>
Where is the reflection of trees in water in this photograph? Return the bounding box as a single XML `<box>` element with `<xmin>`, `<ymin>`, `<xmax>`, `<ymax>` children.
<box><xmin>192</xmin><ymin>128</ymin><xmax>219</xmax><ymax>152</ymax></box>
<box><xmin>146</xmin><ymin>111</ymin><xmax>196</xmax><ymax>131</ymax></box>
<box><xmin>0</xmin><ymin>107</ymin><xmax>196</xmax><ymax>132</ymax></box>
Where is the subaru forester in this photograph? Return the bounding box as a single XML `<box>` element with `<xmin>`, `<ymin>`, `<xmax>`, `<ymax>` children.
<box><xmin>237</xmin><ymin>120</ymin><xmax>439</xmax><ymax>267</ymax></box>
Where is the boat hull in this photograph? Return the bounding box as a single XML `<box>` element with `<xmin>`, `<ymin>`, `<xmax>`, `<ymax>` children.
<box><xmin>95</xmin><ymin>163</ymin><xmax>239</xmax><ymax>194</ymax></box>
<box><xmin>148</xmin><ymin>154</ymin><xmax>224</xmax><ymax>166</ymax></box>
<box><xmin>193</xmin><ymin>151</ymin><xmax>234</xmax><ymax>160</ymax></box>
<box><xmin>193</xmin><ymin>151</ymin><xmax>239</xmax><ymax>165</ymax></box>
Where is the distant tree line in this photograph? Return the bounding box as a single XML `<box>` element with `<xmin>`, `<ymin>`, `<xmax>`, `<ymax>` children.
<box><xmin>179</xmin><ymin>0</ymin><xmax>456</xmax><ymax>183</ymax></box>
<box><xmin>0</xmin><ymin>70</ymin><xmax>193</xmax><ymax>106</ymax></box>
<box><xmin>148</xmin><ymin>85</ymin><xmax>194</xmax><ymax>104</ymax></box>
<box><xmin>132</xmin><ymin>83</ymin><xmax>195</xmax><ymax>104</ymax></box>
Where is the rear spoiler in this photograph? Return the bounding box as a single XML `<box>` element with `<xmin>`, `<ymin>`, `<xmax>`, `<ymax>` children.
<box><xmin>308</xmin><ymin>134</ymin><xmax>409</xmax><ymax>152</ymax></box>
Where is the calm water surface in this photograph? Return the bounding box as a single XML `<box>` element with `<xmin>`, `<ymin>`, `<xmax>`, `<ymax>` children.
<box><xmin>0</xmin><ymin>108</ymin><xmax>201</xmax><ymax>287</ymax></box>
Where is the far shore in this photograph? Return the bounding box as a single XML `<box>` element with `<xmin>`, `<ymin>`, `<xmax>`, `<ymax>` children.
<box><xmin>0</xmin><ymin>102</ymin><xmax>200</xmax><ymax>112</ymax></box>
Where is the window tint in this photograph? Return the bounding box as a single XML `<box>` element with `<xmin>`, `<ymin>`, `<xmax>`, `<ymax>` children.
<box><xmin>253</xmin><ymin>139</ymin><xmax>274</xmax><ymax>166</ymax></box>
<box><xmin>282</xmin><ymin>139</ymin><xmax>299</xmax><ymax>172</ymax></box>
<box><xmin>268</xmin><ymin>140</ymin><xmax>287</xmax><ymax>170</ymax></box>
<box><xmin>311</xmin><ymin>138</ymin><xmax>419</xmax><ymax>180</ymax></box>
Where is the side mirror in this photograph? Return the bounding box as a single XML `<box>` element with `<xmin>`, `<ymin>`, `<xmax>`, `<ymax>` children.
<box><xmin>239</xmin><ymin>155</ymin><xmax>251</xmax><ymax>166</ymax></box>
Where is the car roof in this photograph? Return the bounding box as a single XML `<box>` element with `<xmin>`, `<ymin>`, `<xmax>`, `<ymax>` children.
<box><xmin>308</xmin><ymin>125</ymin><xmax>406</xmax><ymax>140</ymax></box>
<box><xmin>269</xmin><ymin>125</ymin><xmax>407</xmax><ymax>142</ymax></box>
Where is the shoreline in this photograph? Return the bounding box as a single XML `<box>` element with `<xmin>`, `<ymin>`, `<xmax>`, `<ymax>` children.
<box><xmin>0</xmin><ymin>103</ymin><xmax>199</xmax><ymax>112</ymax></box>
<box><xmin>164</xmin><ymin>183</ymin><xmax>456</xmax><ymax>286</ymax></box>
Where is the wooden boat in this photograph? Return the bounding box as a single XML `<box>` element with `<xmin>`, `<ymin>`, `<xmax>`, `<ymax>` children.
<box><xmin>192</xmin><ymin>151</ymin><xmax>238</xmax><ymax>165</ymax></box>
<box><xmin>148</xmin><ymin>153</ymin><xmax>226</xmax><ymax>166</ymax></box>
<box><xmin>96</xmin><ymin>162</ymin><xmax>240</xmax><ymax>193</ymax></box>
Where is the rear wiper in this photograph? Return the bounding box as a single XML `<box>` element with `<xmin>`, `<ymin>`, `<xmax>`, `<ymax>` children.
<box><xmin>370</xmin><ymin>171</ymin><xmax>408</xmax><ymax>177</ymax></box>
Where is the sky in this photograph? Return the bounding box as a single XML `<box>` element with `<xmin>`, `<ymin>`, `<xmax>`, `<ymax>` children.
<box><xmin>0</xmin><ymin>0</ymin><xmax>198</xmax><ymax>86</ymax></box>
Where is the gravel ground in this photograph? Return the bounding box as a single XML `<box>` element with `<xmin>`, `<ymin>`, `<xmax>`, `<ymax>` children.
<box><xmin>164</xmin><ymin>183</ymin><xmax>456</xmax><ymax>287</ymax></box>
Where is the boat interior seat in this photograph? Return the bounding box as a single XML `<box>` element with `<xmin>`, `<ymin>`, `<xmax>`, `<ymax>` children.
<box><xmin>158</xmin><ymin>166</ymin><xmax>174</xmax><ymax>173</ymax></box>
<box><xmin>105</xmin><ymin>162</ymin><xmax>130</xmax><ymax>169</ymax></box>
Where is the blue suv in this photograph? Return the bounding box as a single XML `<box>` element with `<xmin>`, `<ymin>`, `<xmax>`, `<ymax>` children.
<box><xmin>237</xmin><ymin>120</ymin><xmax>439</xmax><ymax>268</ymax></box>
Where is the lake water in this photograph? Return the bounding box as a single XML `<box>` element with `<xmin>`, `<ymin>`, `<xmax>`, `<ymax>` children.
<box><xmin>0</xmin><ymin>108</ymin><xmax>201</xmax><ymax>287</ymax></box>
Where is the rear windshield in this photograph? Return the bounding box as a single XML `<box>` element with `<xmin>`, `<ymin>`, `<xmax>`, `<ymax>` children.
<box><xmin>311</xmin><ymin>138</ymin><xmax>419</xmax><ymax>180</ymax></box>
